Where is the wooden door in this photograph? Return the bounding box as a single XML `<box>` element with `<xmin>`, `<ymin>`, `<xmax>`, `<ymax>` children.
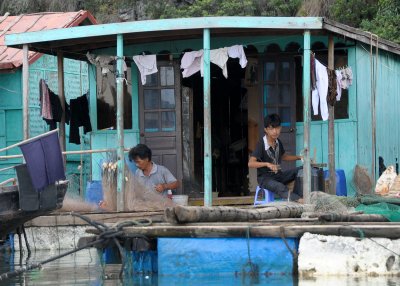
<box><xmin>139</xmin><ymin>62</ymin><xmax>183</xmax><ymax>191</ymax></box>
<box><xmin>261</xmin><ymin>56</ymin><xmax>297</xmax><ymax>169</ymax></box>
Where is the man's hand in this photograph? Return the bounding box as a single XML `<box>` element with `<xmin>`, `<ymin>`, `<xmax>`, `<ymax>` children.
<box><xmin>267</xmin><ymin>163</ymin><xmax>280</xmax><ymax>173</ymax></box>
<box><xmin>154</xmin><ymin>184</ymin><xmax>165</xmax><ymax>193</ymax></box>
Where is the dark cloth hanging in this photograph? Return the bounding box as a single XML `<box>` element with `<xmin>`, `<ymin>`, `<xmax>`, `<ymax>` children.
<box><xmin>39</xmin><ymin>79</ymin><xmax>71</xmax><ymax>130</ymax></box>
<box><xmin>43</xmin><ymin>91</ymin><xmax>71</xmax><ymax>130</ymax></box>
<box><xmin>69</xmin><ymin>94</ymin><xmax>92</xmax><ymax>144</ymax></box>
<box><xmin>310</xmin><ymin>53</ymin><xmax>317</xmax><ymax>90</ymax></box>
<box><xmin>327</xmin><ymin>69</ymin><xmax>337</xmax><ymax>106</ymax></box>
<box><xmin>19</xmin><ymin>132</ymin><xmax>65</xmax><ymax>191</ymax></box>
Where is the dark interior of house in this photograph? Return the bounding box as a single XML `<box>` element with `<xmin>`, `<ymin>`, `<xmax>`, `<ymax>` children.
<box><xmin>182</xmin><ymin>58</ymin><xmax>248</xmax><ymax>197</ymax></box>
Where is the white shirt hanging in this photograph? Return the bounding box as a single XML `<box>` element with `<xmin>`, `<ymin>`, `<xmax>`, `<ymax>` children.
<box><xmin>228</xmin><ymin>45</ymin><xmax>248</xmax><ymax>68</ymax></box>
<box><xmin>312</xmin><ymin>59</ymin><xmax>329</xmax><ymax>121</ymax></box>
<box><xmin>133</xmin><ymin>55</ymin><xmax>158</xmax><ymax>85</ymax></box>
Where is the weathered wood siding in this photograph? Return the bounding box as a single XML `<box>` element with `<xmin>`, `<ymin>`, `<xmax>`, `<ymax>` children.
<box><xmin>355</xmin><ymin>44</ymin><xmax>400</xmax><ymax>179</ymax></box>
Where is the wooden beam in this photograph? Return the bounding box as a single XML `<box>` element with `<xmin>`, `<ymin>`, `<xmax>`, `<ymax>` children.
<box><xmin>302</xmin><ymin>31</ymin><xmax>311</xmax><ymax>203</ymax></box>
<box><xmin>327</xmin><ymin>35</ymin><xmax>336</xmax><ymax>195</ymax></box>
<box><xmin>22</xmin><ymin>44</ymin><xmax>29</xmax><ymax>140</ymax></box>
<box><xmin>57</xmin><ymin>52</ymin><xmax>66</xmax><ymax>166</ymax></box>
<box><xmin>87</xmin><ymin>223</ymin><xmax>400</xmax><ymax>239</ymax></box>
<box><xmin>203</xmin><ymin>28</ymin><xmax>212</xmax><ymax>207</ymax></box>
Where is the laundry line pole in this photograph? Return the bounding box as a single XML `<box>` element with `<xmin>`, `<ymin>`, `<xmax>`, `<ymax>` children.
<box><xmin>302</xmin><ymin>30</ymin><xmax>311</xmax><ymax>204</ymax></box>
<box><xmin>203</xmin><ymin>28</ymin><xmax>212</xmax><ymax>207</ymax></box>
<box><xmin>327</xmin><ymin>35</ymin><xmax>336</xmax><ymax>195</ymax></box>
<box><xmin>57</xmin><ymin>51</ymin><xmax>67</xmax><ymax>166</ymax></box>
<box><xmin>116</xmin><ymin>34</ymin><xmax>125</xmax><ymax>212</ymax></box>
<box><xmin>22</xmin><ymin>44</ymin><xmax>29</xmax><ymax>140</ymax></box>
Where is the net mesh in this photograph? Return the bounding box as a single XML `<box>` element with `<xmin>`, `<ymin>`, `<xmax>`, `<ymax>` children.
<box><xmin>302</xmin><ymin>165</ymin><xmax>400</xmax><ymax>222</ymax></box>
<box><xmin>101</xmin><ymin>158</ymin><xmax>175</xmax><ymax>212</ymax></box>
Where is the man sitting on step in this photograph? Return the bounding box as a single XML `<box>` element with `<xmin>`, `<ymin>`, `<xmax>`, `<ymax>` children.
<box><xmin>248</xmin><ymin>113</ymin><xmax>303</xmax><ymax>203</ymax></box>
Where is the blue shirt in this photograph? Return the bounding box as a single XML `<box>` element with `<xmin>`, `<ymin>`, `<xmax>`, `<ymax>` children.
<box><xmin>135</xmin><ymin>162</ymin><xmax>177</xmax><ymax>196</ymax></box>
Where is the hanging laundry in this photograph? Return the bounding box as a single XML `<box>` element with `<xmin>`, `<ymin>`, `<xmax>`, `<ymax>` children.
<box><xmin>69</xmin><ymin>94</ymin><xmax>92</xmax><ymax>145</ymax></box>
<box><xmin>181</xmin><ymin>50</ymin><xmax>204</xmax><ymax>78</ymax></box>
<box><xmin>132</xmin><ymin>55</ymin><xmax>158</xmax><ymax>85</ymax></box>
<box><xmin>227</xmin><ymin>45</ymin><xmax>248</xmax><ymax>68</ymax></box>
<box><xmin>327</xmin><ymin>69</ymin><xmax>337</xmax><ymax>106</ymax></box>
<box><xmin>335</xmin><ymin>70</ymin><xmax>343</xmax><ymax>101</ymax></box>
<box><xmin>340</xmin><ymin>66</ymin><xmax>353</xmax><ymax>89</ymax></box>
<box><xmin>39</xmin><ymin>79</ymin><xmax>52</xmax><ymax>120</ymax></box>
<box><xmin>19</xmin><ymin>131</ymin><xmax>65</xmax><ymax>190</ymax></box>
<box><xmin>311</xmin><ymin>59</ymin><xmax>329</xmax><ymax>121</ymax></box>
<box><xmin>86</xmin><ymin>52</ymin><xmax>115</xmax><ymax>75</ymax></box>
<box><xmin>310</xmin><ymin>53</ymin><xmax>317</xmax><ymax>90</ymax></box>
<box><xmin>201</xmin><ymin>47</ymin><xmax>229</xmax><ymax>78</ymax></box>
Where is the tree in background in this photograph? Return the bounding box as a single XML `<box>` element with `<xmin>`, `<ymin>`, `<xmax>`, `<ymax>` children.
<box><xmin>0</xmin><ymin>0</ymin><xmax>399</xmax><ymax>43</ymax></box>
<box><xmin>360</xmin><ymin>0</ymin><xmax>400</xmax><ymax>44</ymax></box>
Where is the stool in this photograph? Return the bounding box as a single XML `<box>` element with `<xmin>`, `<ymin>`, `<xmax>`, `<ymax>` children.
<box><xmin>254</xmin><ymin>186</ymin><xmax>275</xmax><ymax>205</ymax></box>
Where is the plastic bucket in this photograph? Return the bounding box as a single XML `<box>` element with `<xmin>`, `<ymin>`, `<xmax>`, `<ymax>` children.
<box><xmin>172</xmin><ymin>195</ymin><xmax>189</xmax><ymax>206</ymax></box>
<box><xmin>85</xmin><ymin>180</ymin><xmax>103</xmax><ymax>204</ymax></box>
<box><xmin>323</xmin><ymin>169</ymin><xmax>347</xmax><ymax>196</ymax></box>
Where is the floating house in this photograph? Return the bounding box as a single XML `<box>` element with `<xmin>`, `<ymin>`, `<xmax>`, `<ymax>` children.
<box><xmin>4</xmin><ymin>16</ymin><xmax>400</xmax><ymax>208</ymax></box>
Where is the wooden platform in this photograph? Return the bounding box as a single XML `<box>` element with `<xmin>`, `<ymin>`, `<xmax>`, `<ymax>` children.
<box><xmin>24</xmin><ymin>210</ymin><xmax>165</xmax><ymax>227</ymax></box>
<box><xmin>188</xmin><ymin>196</ymin><xmax>255</xmax><ymax>206</ymax></box>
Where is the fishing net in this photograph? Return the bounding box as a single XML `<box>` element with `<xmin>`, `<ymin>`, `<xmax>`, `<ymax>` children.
<box><xmin>355</xmin><ymin>202</ymin><xmax>400</xmax><ymax>222</ymax></box>
<box><xmin>302</xmin><ymin>165</ymin><xmax>400</xmax><ymax>222</ymax></box>
<box><xmin>101</xmin><ymin>159</ymin><xmax>175</xmax><ymax>212</ymax></box>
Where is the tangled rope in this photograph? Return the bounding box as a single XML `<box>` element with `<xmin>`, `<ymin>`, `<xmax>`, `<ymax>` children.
<box><xmin>0</xmin><ymin>212</ymin><xmax>152</xmax><ymax>282</ymax></box>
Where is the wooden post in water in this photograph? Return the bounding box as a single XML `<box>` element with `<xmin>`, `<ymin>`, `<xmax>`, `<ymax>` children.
<box><xmin>116</xmin><ymin>34</ymin><xmax>125</xmax><ymax>211</ymax></box>
<box><xmin>22</xmin><ymin>44</ymin><xmax>29</xmax><ymax>140</ymax></box>
<box><xmin>203</xmin><ymin>28</ymin><xmax>212</xmax><ymax>207</ymax></box>
<box><xmin>328</xmin><ymin>35</ymin><xmax>336</xmax><ymax>195</ymax></box>
<box><xmin>302</xmin><ymin>30</ymin><xmax>311</xmax><ymax>204</ymax></box>
<box><xmin>57</xmin><ymin>52</ymin><xmax>66</xmax><ymax>166</ymax></box>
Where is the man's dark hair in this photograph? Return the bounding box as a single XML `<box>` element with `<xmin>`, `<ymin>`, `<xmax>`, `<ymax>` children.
<box><xmin>264</xmin><ymin>113</ymin><xmax>281</xmax><ymax>128</ymax></box>
<box><xmin>129</xmin><ymin>144</ymin><xmax>152</xmax><ymax>161</ymax></box>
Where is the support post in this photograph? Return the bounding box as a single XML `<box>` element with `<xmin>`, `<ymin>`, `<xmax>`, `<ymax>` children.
<box><xmin>57</xmin><ymin>52</ymin><xmax>66</xmax><ymax>166</ymax></box>
<box><xmin>327</xmin><ymin>35</ymin><xmax>336</xmax><ymax>195</ymax></box>
<box><xmin>22</xmin><ymin>44</ymin><xmax>29</xmax><ymax>140</ymax></box>
<box><xmin>302</xmin><ymin>30</ymin><xmax>311</xmax><ymax>204</ymax></box>
<box><xmin>116</xmin><ymin>34</ymin><xmax>125</xmax><ymax>211</ymax></box>
<box><xmin>203</xmin><ymin>28</ymin><xmax>212</xmax><ymax>207</ymax></box>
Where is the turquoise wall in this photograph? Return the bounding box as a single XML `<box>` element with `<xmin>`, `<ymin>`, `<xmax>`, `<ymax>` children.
<box><xmin>0</xmin><ymin>70</ymin><xmax>23</xmax><ymax>182</ymax></box>
<box><xmin>355</xmin><ymin>44</ymin><xmax>400</xmax><ymax>181</ymax></box>
<box><xmin>0</xmin><ymin>54</ymin><xmax>89</xmax><ymax>190</ymax></box>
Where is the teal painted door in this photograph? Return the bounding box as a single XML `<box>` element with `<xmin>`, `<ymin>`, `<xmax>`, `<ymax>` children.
<box><xmin>262</xmin><ymin>56</ymin><xmax>297</xmax><ymax>169</ymax></box>
<box><xmin>138</xmin><ymin>62</ymin><xmax>183</xmax><ymax>191</ymax></box>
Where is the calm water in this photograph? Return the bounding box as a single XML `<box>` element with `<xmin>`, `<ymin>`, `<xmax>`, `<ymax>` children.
<box><xmin>1</xmin><ymin>248</ymin><xmax>400</xmax><ymax>286</ymax></box>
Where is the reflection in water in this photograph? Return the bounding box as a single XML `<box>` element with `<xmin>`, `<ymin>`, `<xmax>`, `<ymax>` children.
<box><xmin>1</xmin><ymin>248</ymin><xmax>400</xmax><ymax>286</ymax></box>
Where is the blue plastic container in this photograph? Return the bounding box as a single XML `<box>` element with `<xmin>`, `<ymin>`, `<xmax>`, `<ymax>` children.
<box><xmin>85</xmin><ymin>180</ymin><xmax>103</xmax><ymax>204</ymax></box>
<box><xmin>323</xmin><ymin>169</ymin><xmax>347</xmax><ymax>196</ymax></box>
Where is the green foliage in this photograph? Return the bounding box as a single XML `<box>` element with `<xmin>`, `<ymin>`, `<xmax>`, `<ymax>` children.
<box><xmin>360</xmin><ymin>0</ymin><xmax>400</xmax><ymax>44</ymax></box>
<box><xmin>145</xmin><ymin>0</ymin><xmax>302</xmax><ymax>19</ymax></box>
<box><xmin>330</xmin><ymin>0</ymin><xmax>378</xmax><ymax>27</ymax></box>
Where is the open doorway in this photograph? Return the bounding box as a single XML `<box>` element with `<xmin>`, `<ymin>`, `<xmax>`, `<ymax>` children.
<box><xmin>182</xmin><ymin>59</ymin><xmax>248</xmax><ymax>197</ymax></box>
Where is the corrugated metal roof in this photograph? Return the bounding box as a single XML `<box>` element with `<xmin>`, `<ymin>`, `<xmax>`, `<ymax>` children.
<box><xmin>0</xmin><ymin>10</ymin><xmax>96</xmax><ymax>70</ymax></box>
